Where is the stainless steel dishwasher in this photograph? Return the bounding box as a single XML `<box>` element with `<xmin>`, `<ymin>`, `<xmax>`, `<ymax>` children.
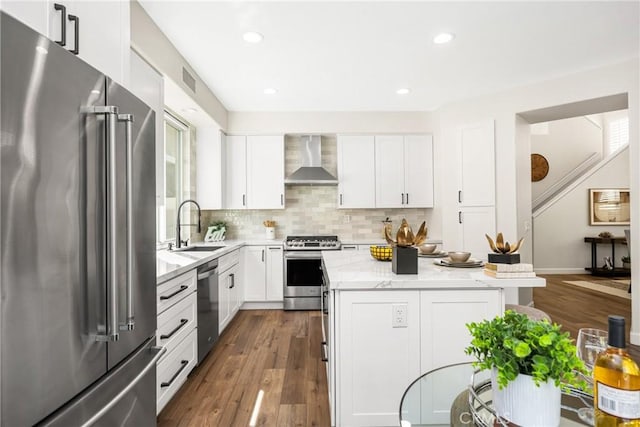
<box><xmin>197</xmin><ymin>259</ymin><xmax>219</xmax><ymax>364</ymax></box>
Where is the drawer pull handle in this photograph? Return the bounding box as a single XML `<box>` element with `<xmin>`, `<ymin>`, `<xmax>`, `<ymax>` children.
<box><xmin>160</xmin><ymin>285</ymin><xmax>189</xmax><ymax>300</ymax></box>
<box><xmin>160</xmin><ymin>319</ymin><xmax>188</xmax><ymax>340</ymax></box>
<box><xmin>161</xmin><ymin>360</ymin><xmax>189</xmax><ymax>388</ymax></box>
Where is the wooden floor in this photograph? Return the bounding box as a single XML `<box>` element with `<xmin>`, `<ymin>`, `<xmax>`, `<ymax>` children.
<box><xmin>159</xmin><ymin>274</ymin><xmax>637</xmax><ymax>426</ymax></box>
<box><xmin>157</xmin><ymin>310</ymin><xmax>330</xmax><ymax>427</ymax></box>
<box><xmin>534</xmin><ymin>274</ymin><xmax>639</xmax><ymax>361</ymax></box>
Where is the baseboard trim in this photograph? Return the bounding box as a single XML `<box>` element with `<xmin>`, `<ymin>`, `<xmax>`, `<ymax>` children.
<box><xmin>241</xmin><ymin>301</ymin><xmax>283</xmax><ymax>310</ymax></box>
<box><xmin>631</xmin><ymin>330</ymin><xmax>640</xmax><ymax>346</ymax></box>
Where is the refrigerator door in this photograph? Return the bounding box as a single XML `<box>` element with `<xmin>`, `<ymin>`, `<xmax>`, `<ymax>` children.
<box><xmin>1</xmin><ymin>12</ymin><xmax>108</xmax><ymax>426</ymax></box>
<box><xmin>105</xmin><ymin>79</ymin><xmax>157</xmax><ymax>369</ymax></box>
<box><xmin>39</xmin><ymin>337</ymin><xmax>165</xmax><ymax>427</ymax></box>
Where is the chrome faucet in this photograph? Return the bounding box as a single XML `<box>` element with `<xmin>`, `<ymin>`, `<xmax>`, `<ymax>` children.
<box><xmin>175</xmin><ymin>199</ymin><xmax>201</xmax><ymax>249</ymax></box>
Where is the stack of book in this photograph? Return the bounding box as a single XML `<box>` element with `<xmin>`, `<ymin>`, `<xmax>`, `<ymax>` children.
<box><xmin>483</xmin><ymin>262</ymin><xmax>536</xmax><ymax>278</ymax></box>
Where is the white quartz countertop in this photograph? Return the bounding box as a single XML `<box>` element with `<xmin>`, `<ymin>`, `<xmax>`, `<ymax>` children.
<box><xmin>340</xmin><ymin>239</ymin><xmax>442</xmax><ymax>246</ymax></box>
<box><xmin>322</xmin><ymin>251</ymin><xmax>546</xmax><ymax>290</ymax></box>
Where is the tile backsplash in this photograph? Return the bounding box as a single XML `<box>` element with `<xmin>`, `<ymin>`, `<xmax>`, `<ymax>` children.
<box><xmin>196</xmin><ymin>134</ymin><xmax>432</xmax><ymax>241</ymax></box>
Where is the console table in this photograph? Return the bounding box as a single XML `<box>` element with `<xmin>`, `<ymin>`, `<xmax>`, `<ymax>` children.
<box><xmin>584</xmin><ymin>236</ymin><xmax>630</xmax><ymax>277</ymax></box>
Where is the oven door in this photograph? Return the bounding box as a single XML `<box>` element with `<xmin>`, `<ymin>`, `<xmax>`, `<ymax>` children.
<box><xmin>283</xmin><ymin>251</ymin><xmax>323</xmax><ymax>298</ymax></box>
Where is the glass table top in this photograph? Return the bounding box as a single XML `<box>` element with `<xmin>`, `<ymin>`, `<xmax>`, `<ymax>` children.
<box><xmin>399</xmin><ymin>362</ymin><xmax>593</xmax><ymax>427</ymax></box>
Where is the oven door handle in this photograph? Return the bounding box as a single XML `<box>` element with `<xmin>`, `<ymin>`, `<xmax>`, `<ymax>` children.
<box><xmin>284</xmin><ymin>251</ymin><xmax>322</xmax><ymax>259</ymax></box>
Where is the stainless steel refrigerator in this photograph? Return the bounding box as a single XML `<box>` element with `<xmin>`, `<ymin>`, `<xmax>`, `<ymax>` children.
<box><xmin>1</xmin><ymin>12</ymin><xmax>162</xmax><ymax>426</ymax></box>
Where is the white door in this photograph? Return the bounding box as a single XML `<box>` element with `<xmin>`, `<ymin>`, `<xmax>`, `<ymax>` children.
<box><xmin>404</xmin><ymin>135</ymin><xmax>434</xmax><ymax>208</ymax></box>
<box><xmin>246</xmin><ymin>135</ymin><xmax>284</xmax><ymax>209</ymax></box>
<box><xmin>458</xmin><ymin>206</ymin><xmax>496</xmax><ymax>260</ymax></box>
<box><xmin>196</xmin><ymin>127</ymin><xmax>223</xmax><ymax>210</ymax></box>
<box><xmin>375</xmin><ymin>135</ymin><xmax>405</xmax><ymax>208</ymax></box>
<box><xmin>228</xmin><ymin>263</ymin><xmax>240</xmax><ymax>316</ymax></box>
<box><xmin>242</xmin><ymin>246</ymin><xmax>266</xmax><ymax>301</ymax></box>
<box><xmin>218</xmin><ymin>269</ymin><xmax>231</xmax><ymax>331</ymax></box>
<box><xmin>223</xmin><ymin>135</ymin><xmax>247</xmax><ymax>209</ymax></box>
<box><xmin>458</xmin><ymin>121</ymin><xmax>495</xmax><ymax>206</ymax></box>
<box><xmin>265</xmin><ymin>246</ymin><xmax>284</xmax><ymax>301</ymax></box>
<box><xmin>337</xmin><ymin>135</ymin><xmax>376</xmax><ymax>208</ymax></box>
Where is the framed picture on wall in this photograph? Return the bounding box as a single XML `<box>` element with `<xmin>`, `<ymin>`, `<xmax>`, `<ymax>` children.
<box><xmin>589</xmin><ymin>188</ymin><xmax>630</xmax><ymax>225</ymax></box>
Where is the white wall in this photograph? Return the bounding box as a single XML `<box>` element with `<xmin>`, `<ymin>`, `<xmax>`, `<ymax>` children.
<box><xmin>531</xmin><ymin>116</ymin><xmax>603</xmax><ymax>200</ymax></box>
<box><xmin>437</xmin><ymin>59</ymin><xmax>639</xmax><ymax>314</ymax></box>
<box><xmin>533</xmin><ymin>148</ymin><xmax>630</xmax><ymax>273</ymax></box>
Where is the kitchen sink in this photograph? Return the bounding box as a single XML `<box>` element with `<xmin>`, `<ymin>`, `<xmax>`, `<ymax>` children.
<box><xmin>174</xmin><ymin>246</ymin><xmax>224</xmax><ymax>252</ymax></box>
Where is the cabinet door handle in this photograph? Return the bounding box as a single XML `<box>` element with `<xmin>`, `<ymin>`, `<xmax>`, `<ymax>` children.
<box><xmin>261</xmin><ymin>249</ymin><xmax>265</xmax><ymax>262</ymax></box>
<box><xmin>321</xmin><ymin>342</ymin><xmax>328</xmax><ymax>362</ymax></box>
<box><xmin>160</xmin><ymin>285</ymin><xmax>189</xmax><ymax>300</ymax></box>
<box><xmin>458</xmin><ymin>211</ymin><xmax>463</xmax><ymax>224</ymax></box>
<box><xmin>160</xmin><ymin>319</ymin><xmax>188</xmax><ymax>340</ymax></box>
<box><xmin>229</xmin><ymin>273</ymin><xmax>235</xmax><ymax>289</ymax></box>
<box><xmin>339</xmin><ymin>194</ymin><xmax>343</xmax><ymax>205</ymax></box>
<box><xmin>160</xmin><ymin>360</ymin><xmax>189</xmax><ymax>388</ymax></box>
<box><xmin>68</xmin><ymin>14</ymin><xmax>79</xmax><ymax>55</ymax></box>
<box><xmin>281</xmin><ymin>194</ymin><xmax>284</xmax><ymax>206</ymax></box>
<box><xmin>401</xmin><ymin>193</ymin><xmax>404</xmax><ymax>205</ymax></box>
<box><xmin>242</xmin><ymin>194</ymin><xmax>246</xmax><ymax>207</ymax></box>
<box><xmin>458</xmin><ymin>190</ymin><xmax>462</xmax><ymax>203</ymax></box>
<box><xmin>53</xmin><ymin>3</ymin><xmax>67</xmax><ymax>46</ymax></box>
<box><xmin>406</xmin><ymin>193</ymin><xmax>409</xmax><ymax>205</ymax></box>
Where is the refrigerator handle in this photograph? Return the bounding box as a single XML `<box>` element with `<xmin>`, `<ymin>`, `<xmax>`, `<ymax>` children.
<box><xmin>80</xmin><ymin>346</ymin><xmax>166</xmax><ymax>427</ymax></box>
<box><xmin>84</xmin><ymin>105</ymin><xmax>120</xmax><ymax>342</ymax></box>
<box><xmin>118</xmin><ymin>113</ymin><xmax>135</xmax><ymax>331</ymax></box>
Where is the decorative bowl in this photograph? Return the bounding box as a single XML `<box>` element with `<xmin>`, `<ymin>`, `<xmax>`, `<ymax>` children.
<box><xmin>418</xmin><ymin>244</ymin><xmax>437</xmax><ymax>254</ymax></box>
<box><xmin>448</xmin><ymin>251</ymin><xmax>471</xmax><ymax>263</ymax></box>
<box><xmin>370</xmin><ymin>245</ymin><xmax>393</xmax><ymax>261</ymax></box>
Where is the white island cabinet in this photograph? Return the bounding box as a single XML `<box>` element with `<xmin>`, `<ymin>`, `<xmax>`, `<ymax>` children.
<box><xmin>322</xmin><ymin>251</ymin><xmax>544</xmax><ymax>427</ymax></box>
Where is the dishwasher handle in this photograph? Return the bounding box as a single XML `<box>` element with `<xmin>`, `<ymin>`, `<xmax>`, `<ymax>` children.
<box><xmin>197</xmin><ymin>266</ymin><xmax>218</xmax><ymax>281</ymax></box>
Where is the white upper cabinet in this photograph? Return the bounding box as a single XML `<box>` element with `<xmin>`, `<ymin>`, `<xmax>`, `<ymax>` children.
<box><xmin>246</xmin><ymin>135</ymin><xmax>285</xmax><ymax>209</ymax></box>
<box><xmin>337</xmin><ymin>135</ymin><xmax>376</xmax><ymax>209</ymax></box>
<box><xmin>457</xmin><ymin>121</ymin><xmax>495</xmax><ymax>207</ymax></box>
<box><xmin>196</xmin><ymin>127</ymin><xmax>223</xmax><ymax>210</ymax></box>
<box><xmin>2</xmin><ymin>1</ymin><xmax>130</xmax><ymax>85</ymax></box>
<box><xmin>223</xmin><ymin>135</ymin><xmax>247</xmax><ymax>209</ymax></box>
<box><xmin>223</xmin><ymin>135</ymin><xmax>284</xmax><ymax>210</ymax></box>
<box><xmin>375</xmin><ymin>135</ymin><xmax>434</xmax><ymax>208</ymax></box>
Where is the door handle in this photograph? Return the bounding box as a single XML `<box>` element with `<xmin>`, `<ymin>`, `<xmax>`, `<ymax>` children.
<box><xmin>459</xmin><ymin>211</ymin><xmax>463</xmax><ymax>224</ymax></box>
<box><xmin>339</xmin><ymin>194</ymin><xmax>343</xmax><ymax>205</ymax></box>
<box><xmin>119</xmin><ymin>114</ymin><xmax>134</xmax><ymax>331</ymax></box>
<box><xmin>262</xmin><ymin>249</ymin><xmax>265</xmax><ymax>262</ymax></box>
<box><xmin>161</xmin><ymin>360</ymin><xmax>189</xmax><ymax>388</ymax></box>
<box><xmin>458</xmin><ymin>190</ymin><xmax>462</xmax><ymax>203</ymax></box>
<box><xmin>401</xmin><ymin>193</ymin><xmax>404</xmax><ymax>205</ymax></box>
<box><xmin>281</xmin><ymin>194</ymin><xmax>284</xmax><ymax>206</ymax></box>
<box><xmin>68</xmin><ymin>14</ymin><xmax>79</xmax><ymax>55</ymax></box>
<box><xmin>406</xmin><ymin>193</ymin><xmax>409</xmax><ymax>205</ymax></box>
<box><xmin>229</xmin><ymin>273</ymin><xmax>235</xmax><ymax>289</ymax></box>
<box><xmin>242</xmin><ymin>194</ymin><xmax>246</xmax><ymax>207</ymax></box>
<box><xmin>53</xmin><ymin>3</ymin><xmax>66</xmax><ymax>46</ymax></box>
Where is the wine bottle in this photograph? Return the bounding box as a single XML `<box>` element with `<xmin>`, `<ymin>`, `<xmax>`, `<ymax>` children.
<box><xmin>594</xmin><ymin>315</ymin><xmax>640</xmax><ymax>426</ymax></box>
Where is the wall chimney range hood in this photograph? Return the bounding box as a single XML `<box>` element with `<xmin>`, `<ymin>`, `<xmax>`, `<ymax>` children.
<box><xmin>285</xmin><ymin>135</ymin><xmax>338</xmax><ymax>185</ymax></box>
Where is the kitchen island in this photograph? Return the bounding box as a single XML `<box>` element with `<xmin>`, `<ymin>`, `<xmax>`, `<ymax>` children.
<box><xmin>321</xmin><ymin>250</ymin><xmax>545</xmax><ymax>427</ymax></box>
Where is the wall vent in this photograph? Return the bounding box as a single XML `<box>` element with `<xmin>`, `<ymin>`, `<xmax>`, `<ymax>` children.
<box><xmin>182</xmin><ymin>67</ymin><xmax>196</xmax><ymax>93</ymax></box>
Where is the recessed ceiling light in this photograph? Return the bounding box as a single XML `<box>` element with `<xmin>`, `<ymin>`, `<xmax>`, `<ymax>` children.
<box><xmin>433</xmin><ymin>32</ymin><xmax>455</xmax><ymax>44</ymax></box>
<box><xmin>243</xmin><ymin>31</ymin><xmax>263</xmax><ymax>43</ymax></box>
<box><xmin>264</xmin><ymin>88</ymin><xmax>277</xmax><ymax>95</ymax></box>
<box><xmin>396</xmin><ymin>88</ymin><xmax>410</xmax><ymax>95</ymax></box>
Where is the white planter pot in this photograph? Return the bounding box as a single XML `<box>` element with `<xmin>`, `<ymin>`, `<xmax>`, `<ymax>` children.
<box><xmin>491</xmin><ymin>368</ymin><xmax>561</xmax><ymax>427</ymax></box>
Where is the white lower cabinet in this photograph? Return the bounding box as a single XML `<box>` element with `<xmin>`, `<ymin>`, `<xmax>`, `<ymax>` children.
<box><xmin>336</xmin><ymin>291</ymin><xmax>421</xmax><ymax>427</ymax></box>
<box><xmin>156</xmin><ymin>328</ymin><xmax>197</xmax><ymax>413</ymax></box>
<box><xmin>219</xmin><ymin>249</ymin><xmax>241</xmax><ymax>333</ymax></box>
<box><xmin>242</xmin><ymin>245</ymin><xmax>283</xmax><ymax>302</ymax></box>
<box><xmin>156</xmin><ymin>269</ymin><xmax>198</xmax><ymax>414</ymax></box>
<box><xmin>332</xmin><ymin>289</ymin><xmax>502</xmax><ymax>426</ymax></box>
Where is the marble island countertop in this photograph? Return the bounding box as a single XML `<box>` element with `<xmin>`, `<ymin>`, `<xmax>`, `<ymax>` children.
<box><xmin>322</xmin><ymin>250</ymin><xmax>546</xmax><ymax>290</ymax></box>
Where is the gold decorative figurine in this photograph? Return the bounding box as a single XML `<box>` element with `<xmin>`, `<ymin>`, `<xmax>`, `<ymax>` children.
<box><xmin>485</xmin><ymin>232</ymin><xmax>524</xmax><ymax>264</ymax></box>
<box><xmin>384</xmin><ymin>219</ymin><xmax>427</xmax><ymax>247</ymax></box>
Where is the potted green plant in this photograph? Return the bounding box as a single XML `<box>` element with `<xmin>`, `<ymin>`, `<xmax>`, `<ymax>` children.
<box><xmin>465</xmin><ymin>310</ymin><xmax>587</xmax><ymax>426</ymax></box>
<box><xmin>622</xmin><ymin>255</ymin><xmax>631</xmax><ymax>269</ymax></box>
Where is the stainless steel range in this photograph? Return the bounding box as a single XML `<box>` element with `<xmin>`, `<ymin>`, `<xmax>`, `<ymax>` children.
<box><xmin>283</xmin><ymin>235</ymin><xmax>341</xmax><ymax>310</ymax></box>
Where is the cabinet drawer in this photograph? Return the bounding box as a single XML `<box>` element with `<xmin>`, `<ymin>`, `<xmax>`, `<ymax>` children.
<box><xmin>157</xmin><ymin>292</ymin><xmax>197</xmax><ymax>356</ymax></box>
<box><xmin>157</xmin><ymin>269</ymin><xmax>196</xmax><ymax>314</ymax></box>
<box><xmin>156</xmin><ymin>328</ymin><xmax>197</xmax><ymax>414</ymax></box>
<box><xmin>218</xmin><ymin>249</ymin><xmax>240</xmax><ymax>272</ymax></box>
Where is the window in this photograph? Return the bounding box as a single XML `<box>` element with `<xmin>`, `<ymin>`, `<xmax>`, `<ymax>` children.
<box><xmin>607</xmin><ymin>116</ymin><xmax>629</xmax><ymax>155</ymax></box>
<box><xmin>159</xmin><ymin>112</ymin><xmax>191</xmax><ymax>243</ymax></box>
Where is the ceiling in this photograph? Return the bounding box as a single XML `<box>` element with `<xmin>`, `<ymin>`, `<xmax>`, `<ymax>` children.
<box><xmin>139</xmin><ymin>1</ymin><xmax>639</xmax><ymax>112</ymax></box>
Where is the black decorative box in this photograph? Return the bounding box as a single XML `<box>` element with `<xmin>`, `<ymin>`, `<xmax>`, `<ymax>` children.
<box><xmin>488</xmin><ymin>253</ymin><xmax>521</xmax><ymax>264</ymax></box>
<box><xmin>392</xmin><ymin>246</ymin><xmax>418</xmax><ymax>274</ymax></box>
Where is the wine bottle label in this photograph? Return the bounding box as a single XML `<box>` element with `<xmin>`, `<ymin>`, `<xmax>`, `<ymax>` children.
<box><xmin>597</xmin><ymin>382</ymin><xmax>640</xmax><ymax>418</ymax></box>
